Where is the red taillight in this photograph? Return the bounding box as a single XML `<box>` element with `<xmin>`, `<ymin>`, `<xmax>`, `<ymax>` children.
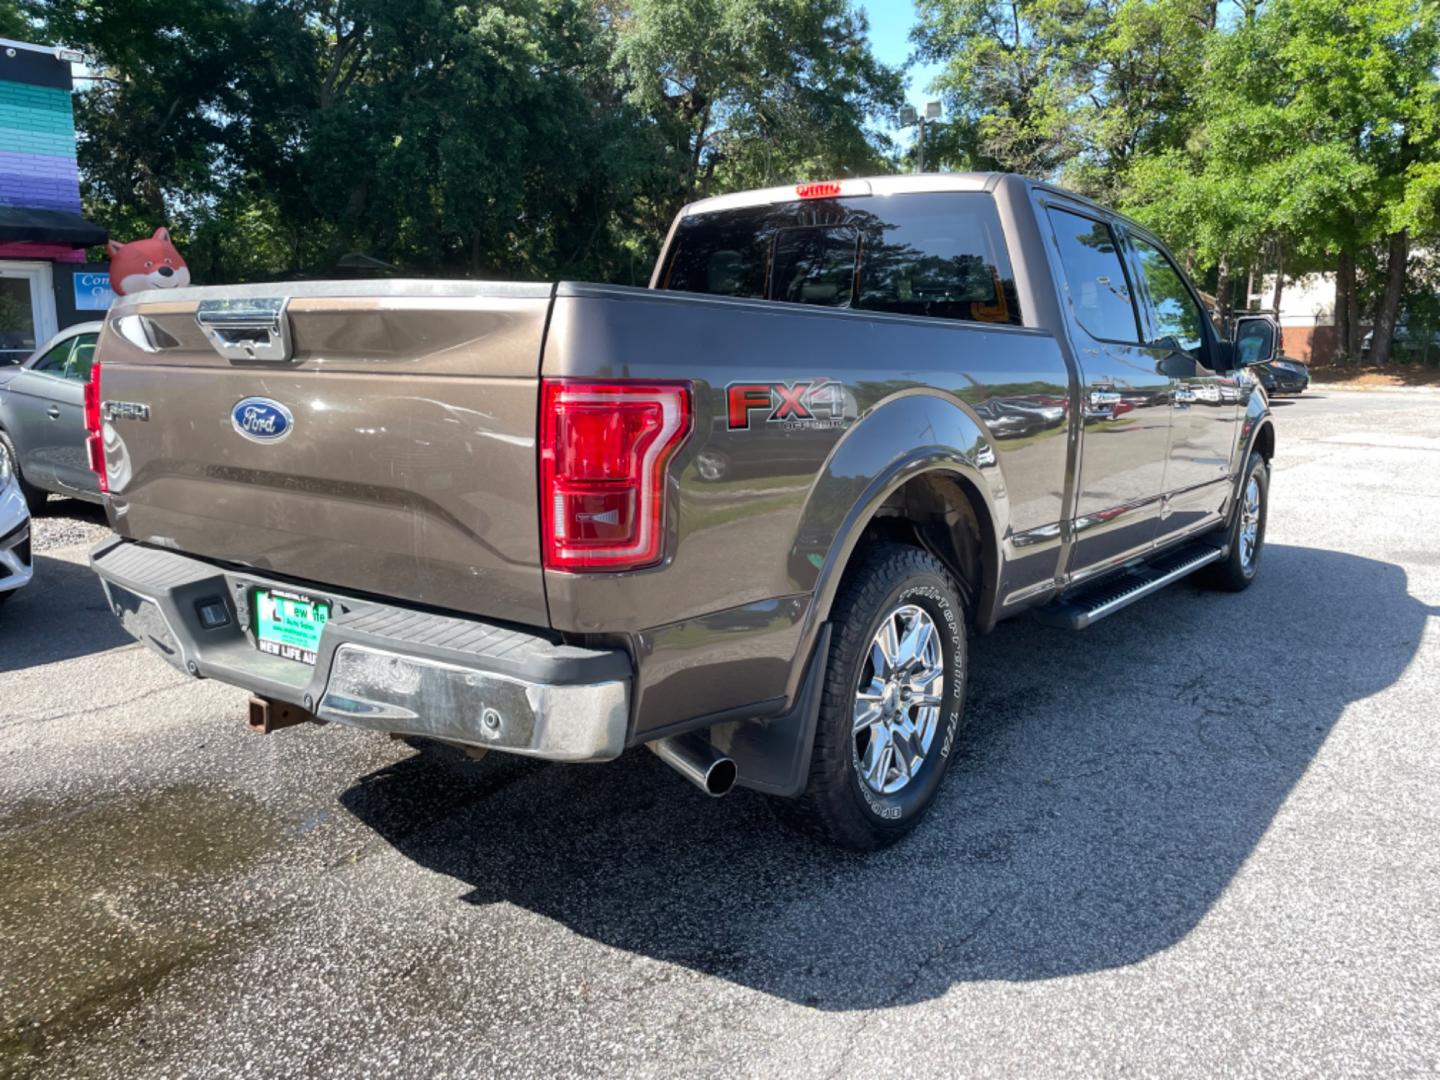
<box><xmin>84</xmin><ymin>360</ymin><xmax>107</xmax><ymax>494</ymax></box>
<box><xmin>796</xmin><ymin>181</ymin><xmax>843</xmax><ymax>200</ymax></box>
<box><xmin>540</xmin><ymin>381</ymin><xmax>691</xmax><ymax>572</ymax></box>
<box><xmin>83</xmin><ymin>360</ymin><xmax>101</xmax><ymax>433</ymax></box>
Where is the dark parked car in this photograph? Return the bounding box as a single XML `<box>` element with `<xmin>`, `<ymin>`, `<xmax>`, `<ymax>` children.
<box><xmin>1234</xmin><ymin>314</ymin><xmax>1307</xmax><ymax>395</ymax></box>
<box><xmin>0</xmin><ymin>321</ymin><xmax>105</xmax><ymax>511</ymax></box>
<box><xmin>1251</xmin><ymin>356</ymin><xmax>1310</xmax><ymax>395</ymax></box>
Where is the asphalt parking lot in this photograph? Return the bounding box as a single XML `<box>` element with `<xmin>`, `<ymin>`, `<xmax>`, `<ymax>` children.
<box><xmin>2</xmin><ymin>389</ymin><xmax>1438</xmax><ymax>1078</ymax></box>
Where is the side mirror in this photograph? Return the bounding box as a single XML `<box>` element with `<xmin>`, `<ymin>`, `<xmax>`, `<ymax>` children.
<box><xmin>1233</xmin><ymin>316</ymin><xmax>1278</xmax><ymax>365</ymax></box>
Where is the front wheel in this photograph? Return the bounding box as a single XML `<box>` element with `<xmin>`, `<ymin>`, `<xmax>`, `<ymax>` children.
<box><xmin>773</xmin><ymin>543</ymin><xmax>968</xmax><ymax>850</ymax></box>
<box><xmin>1204</xmin><ymin>452</ymin><xmax>1268</xmax><ymax>592</ymax></box>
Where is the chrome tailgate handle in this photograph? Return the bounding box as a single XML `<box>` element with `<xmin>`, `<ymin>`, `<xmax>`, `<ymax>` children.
<box><xmin>195</xmin><ymin>298</ymin><xmax>292</xmax><ymax>362</ymax></box>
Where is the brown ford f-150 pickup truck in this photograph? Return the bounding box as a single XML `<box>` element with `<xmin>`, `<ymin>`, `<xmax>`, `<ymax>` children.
<box><xmin>87</xmin><ymin>173</ymin><xmax>1275</xmax><ymax>849</ymax></box>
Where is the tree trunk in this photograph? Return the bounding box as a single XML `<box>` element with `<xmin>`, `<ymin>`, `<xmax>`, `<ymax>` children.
<box><xmin>1270</xmin><ymin>240</ymin><xmax>1284</xmax><ymax>315</ymax></box>
<box><xmin>1244</xmin><ymin>265</ymin><xmax>1255</xmax><ymax>312</ymax></box>
<box><xmin>1214</xmin><ymin>254</ymin><xmax>1232</xmax><ymax>325</ymax></box>
<box><xmin>1370</xmin><ymin>229</ymin><xmax>1410</xmax><ymax>367</ymax></box>
<box><xmin>1336</xmin><ymin>249</ymin><xmax>1358</xmax><ymax>363</ymax></box>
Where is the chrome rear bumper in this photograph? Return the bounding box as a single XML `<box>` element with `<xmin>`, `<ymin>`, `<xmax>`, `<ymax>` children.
<box><xmin>89</xmin><ymin>538</ymin><xmax>631</xmax><ymax>761</ymax></box>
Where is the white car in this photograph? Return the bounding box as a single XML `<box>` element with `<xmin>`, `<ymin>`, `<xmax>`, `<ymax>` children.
<box><xmin>0</xmin><ymin>433</ymin><xmax>33</xmax><ymax>606</ymax></box>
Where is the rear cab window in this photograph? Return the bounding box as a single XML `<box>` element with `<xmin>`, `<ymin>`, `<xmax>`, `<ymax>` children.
<box><xmin>658</xmin><ymin>192</ymin><xmax>1023</xmax><ymax>327</ymax></box>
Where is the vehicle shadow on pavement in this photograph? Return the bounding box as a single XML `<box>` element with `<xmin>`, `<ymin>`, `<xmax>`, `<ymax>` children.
<box><xmin>339</xmin><ymin>544</ymin><xmax>1436</xmax><ymax>1010</ymax></box>
<box><xmin>0</xmin><ymin>555</ymin><xmax>131</xmax><ymax>674</ymax></box>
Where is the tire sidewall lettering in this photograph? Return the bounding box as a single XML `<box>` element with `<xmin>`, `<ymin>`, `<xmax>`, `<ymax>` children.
<box><xmin>851</xmin><ymin>576</ymin><xmax>965</xmax><ymax>824</ymax></box>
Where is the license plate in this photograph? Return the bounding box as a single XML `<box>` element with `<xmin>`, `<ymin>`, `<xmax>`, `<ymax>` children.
<box><xmin>252</xmin><ymin>588</ymin><xmax>330</xmax><ymax>665</ymax></box>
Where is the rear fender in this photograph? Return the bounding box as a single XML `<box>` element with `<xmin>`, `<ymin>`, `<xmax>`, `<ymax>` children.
<box><xmin>785</xmin><ymin>390</ymin><xmax>1005</xmax><ymax>700</ymax></box>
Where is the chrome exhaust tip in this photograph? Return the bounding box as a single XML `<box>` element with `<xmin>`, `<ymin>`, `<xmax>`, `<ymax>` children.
<box><xmin>647</xmin><ymin>734</ymin><xmax>738</xmax><ymax>797</ymax></box>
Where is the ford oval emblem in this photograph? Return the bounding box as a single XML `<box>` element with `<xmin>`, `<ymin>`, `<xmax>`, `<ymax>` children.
<box><xmin>232</xmin><ymin>397</ymin><xmax>293</xmax><ymax>443</ymax></box>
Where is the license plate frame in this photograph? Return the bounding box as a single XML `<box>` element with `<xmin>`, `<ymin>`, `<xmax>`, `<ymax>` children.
<box><xmin>251</xmin><ymin>587</ymin><xmax>331</xmax><ymax>666</ymax></box>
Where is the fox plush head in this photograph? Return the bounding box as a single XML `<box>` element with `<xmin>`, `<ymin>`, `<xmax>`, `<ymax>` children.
<box><xmin>106</xmin><ymin>227</ymin><xmax>191</xmax><ymax>296</ymax></box>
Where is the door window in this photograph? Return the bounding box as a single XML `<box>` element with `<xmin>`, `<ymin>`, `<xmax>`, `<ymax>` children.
<box><xmin>1131</xmin><ymin>236</ymin><xmax>1206</xmax><ymax>358</ymax></box>
<box><xmin>66</xmin><ymin>334</ymin><xmax>98</xmax><ymax>381</ymax></box>
<box><xmin>31</xmin><ymin>336</ymin><xmax>74</xmax><ymax>375</ymax></box>
<box><xmin>1047</xmin><ymin>208</ymin><xmax>1141</xmax><ymax>343</ymax></box>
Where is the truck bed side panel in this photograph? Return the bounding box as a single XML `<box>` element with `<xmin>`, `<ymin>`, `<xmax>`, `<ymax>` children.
<box><xmin>542</xmin><ymin>285</ymin><xmax>1075</xmax><ymax>734</ymax></box>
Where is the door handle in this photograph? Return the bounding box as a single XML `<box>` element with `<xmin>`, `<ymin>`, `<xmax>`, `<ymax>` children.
<box><xmin>46</xmin><ymin>406</ymin><xmax>61</xmax><ymax>419</ymax></box>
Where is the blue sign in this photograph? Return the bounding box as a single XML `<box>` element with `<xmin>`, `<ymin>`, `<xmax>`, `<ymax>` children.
<box><xmin>73</xmin><ymin>271</ymin><xmax>115</xmax><ymax>311</ymax></box>
<box><xmin>231</xmin><ymin>398</ymin><xmax>294</xmax><ymax>443</ymax></box>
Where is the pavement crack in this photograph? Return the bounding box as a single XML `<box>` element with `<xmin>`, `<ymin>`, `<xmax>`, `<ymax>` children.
<box><xmin>0</xmin><ymin>681</ymin><xmax>194</xmax><ymax>731</ymax></box>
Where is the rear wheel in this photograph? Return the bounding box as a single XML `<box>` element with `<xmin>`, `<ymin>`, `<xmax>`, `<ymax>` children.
<box><xmin>774</xmin><ymin>543</ymin><xmax>968</xmax><ymax>850</ymax></box>
<box><xmin>1204</xmin><ymin>452</ymin><xmax>1268</xmax><ymax>592</ymax></box>
<box><xmin>0</xmin><ymin>430</ymin><xmax>46</xmax><ymax>515</ymax></box>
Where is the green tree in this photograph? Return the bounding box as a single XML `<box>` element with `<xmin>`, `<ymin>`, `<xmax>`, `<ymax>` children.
<box><xmin>912</xmin><ymin>0</ymin><xmax>1083</xmax><ymax>175</ymax></box>
<box><xmin>609</xmin><ymin>0</ymin><xmax>903</xmax><ymax>217</ymax></box>
<box><xmin>35</xmin><ymin>0</ymin><xmax>899</xmax><ymax>286</ymax></box>
<box><xmin>0</xmin><ymin>0</ymin><xmax>31</xmax><ymax>37</ymax></box>
<box><xmin>912</xmin><ymin>0</ymin><xmax>1211</xmax><ymax>194</ymax></box>
<box><xmin>1124</xmin><ymin>0</ymin><xmax>1440</xmax><ymax>358</ymax></box>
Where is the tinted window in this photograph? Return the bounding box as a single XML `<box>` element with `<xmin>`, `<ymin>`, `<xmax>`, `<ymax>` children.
<box><xmin>1047</xmin><ymin>208</ymin><xmax>1140</xmax><ymax>343</ymax></box>
<box><xmin>1132</xmin><ymin>236</ymin><xmax>1205</xmax><ymax>356</ymax></box>
<box><xmin>67</xmin><ymin>334</ymin><xmax>98</xmax><ymax>381</ymax></box>
<box><xmin>31</xmin><ymin>338</ymin><xmax>73</xmax><ymax>374</ymax></box>
<box><xmin>856</xmin><ymin>197</ymin><xmax>1020</xmax><ymax>323</ymax></box>
<box><xmin>660</xmin><ymin>192</ymin><xmax>1023</xmax><ymax>326</ymax></box>
<box><xmin>771</xmin><ymin>227</ymin><xmax>857</xmax><ymax>307</ymax></box>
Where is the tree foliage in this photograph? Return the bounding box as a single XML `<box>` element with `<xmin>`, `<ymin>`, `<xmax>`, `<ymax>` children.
<box><xmin>17</xmin><ymin>0</ymin><xmax>1440</xmax><ymax>360</ymax></box>
<box><xmin>915</xmin><ymin>0</ymin><xmax>1440</xmax><ymax>359</ymax></box>
<box><xmin>31</xmin><ymin>0</ymin><xmax>900</xmax><ymax>285</ymax></box>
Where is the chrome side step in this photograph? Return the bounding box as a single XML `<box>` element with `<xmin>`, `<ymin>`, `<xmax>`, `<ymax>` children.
<box><xmin>1035</xmin><ymin>543</ymin><xmax>1226</xmax><ymax>630</ymax></box>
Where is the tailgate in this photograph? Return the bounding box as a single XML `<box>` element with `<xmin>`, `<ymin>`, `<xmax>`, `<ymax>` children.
<box><xmin>97</xmin><ymin>281</ymin><xmax>554</xmax><ymax>627</ymax></box>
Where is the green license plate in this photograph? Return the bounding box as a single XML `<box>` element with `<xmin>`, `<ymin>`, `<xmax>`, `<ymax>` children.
<box><xmin>252</xmin><ymin>588</ymin><xmax>331</xmax><ymax>665</ymax></box>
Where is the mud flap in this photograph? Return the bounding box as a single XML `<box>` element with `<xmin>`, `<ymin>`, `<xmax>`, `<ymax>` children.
<box><xmin>708</xmin><ymin>624</ymin><xmax>831</xmax><ymax>798</ymax></box>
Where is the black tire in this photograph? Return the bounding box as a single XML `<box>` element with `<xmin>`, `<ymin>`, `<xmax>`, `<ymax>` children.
<box><xmin>1204</xmin><ymin>452</ymin><xmax>1268</xmax><ymax>592</ymax></box>
<box><xmin>0</xmin><ymin>590</ymin><xmax>11</xmax><ymax>608</ymax></box>
<box><xmin>773</xmin><ymin>542</ymin><xmax>968</xmax><ymax>850</ymax></box>
<box><xmin>0</xmin><ymin>429</ymin><xmax>46</xmax><ymax>515</ymax></box>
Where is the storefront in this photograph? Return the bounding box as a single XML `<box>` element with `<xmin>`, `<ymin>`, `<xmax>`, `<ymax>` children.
<box><xmin>0</xmin><ymin>37</ymin><xmax>108</xmax><ymax>365</ymax></box>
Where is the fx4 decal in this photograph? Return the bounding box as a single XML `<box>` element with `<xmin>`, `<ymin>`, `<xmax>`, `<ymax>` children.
<box><xmin>726</xmin><ymin>380</ymin><xmax>851</xmax><ymax>431</ymax></box>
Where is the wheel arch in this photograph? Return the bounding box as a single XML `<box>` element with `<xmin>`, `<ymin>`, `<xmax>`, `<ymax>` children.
<box><xmin>1251</xmin><ymin>417</ymin><xmax>1275</xmax><ymax>463</ymax></box>
<box><xmin>784</xmin><ymin>391</ymin><xmax>1008</xmax><ymax>704</ymax></box>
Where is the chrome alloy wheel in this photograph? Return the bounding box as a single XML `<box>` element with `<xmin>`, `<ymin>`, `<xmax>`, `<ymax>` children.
<box><xmin>852</xmin><ymin>603</ymin><xmax>946</xmax><ymax>795</ymax></box>
<box><xmin>1239</xmin><ymin>475</ymin><xmax>1261</xmax><ymax>570</ymax></box>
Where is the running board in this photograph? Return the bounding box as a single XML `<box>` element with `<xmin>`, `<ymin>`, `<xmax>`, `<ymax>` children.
<box><xmin>1035</xmin><ymin>542</ymin><xmax>1226</xmax><ymax>630</ymax></box>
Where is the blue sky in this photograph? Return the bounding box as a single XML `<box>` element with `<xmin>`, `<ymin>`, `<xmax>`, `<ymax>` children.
<box><xmin>859</xmin><ymin>2</ymin><xmax>944</xmax><ymax>140</ymax></box>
